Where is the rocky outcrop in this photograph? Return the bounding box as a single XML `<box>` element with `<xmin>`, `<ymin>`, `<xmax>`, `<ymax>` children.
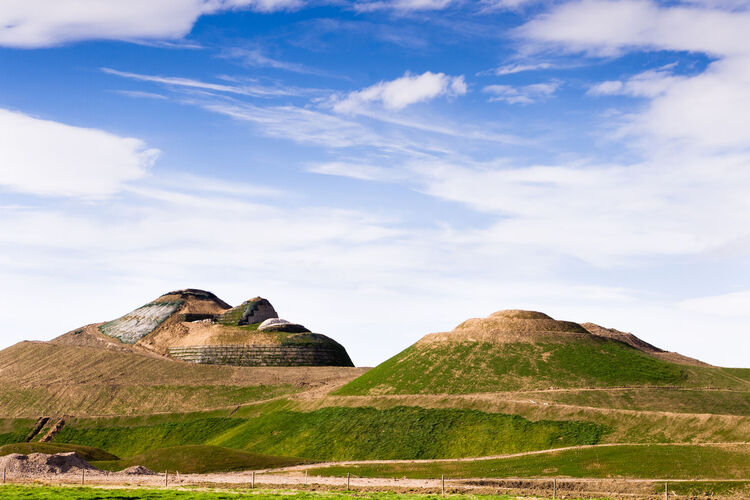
<box><xmin>168</xmin><ymin>342</ymin><xmax>354</xmax><ymax>367</ymax></box>
<box><xmin>258</xmin><ymin>318</ymin><xmax>310</xmax><ymax>333</ymax></box>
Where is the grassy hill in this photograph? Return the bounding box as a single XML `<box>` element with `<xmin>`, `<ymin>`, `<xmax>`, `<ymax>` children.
<box><xmin>335</xmin><ymin>311</ymin><xmax>750</xmax><ymax>395</ymax></box>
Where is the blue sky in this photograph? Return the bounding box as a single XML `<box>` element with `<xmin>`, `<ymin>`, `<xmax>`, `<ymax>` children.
<box><xmin>1</xmin><ymin>0</ymin><xmax>749</xmax><ymax>367</ymax></box>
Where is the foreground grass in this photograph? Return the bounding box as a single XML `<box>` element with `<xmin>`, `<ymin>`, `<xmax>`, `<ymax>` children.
<box><xmin>0</xmin><ymin>486</ymin><xmax>519</xmax><ymax>500</ymax></box>
<box><xmin>92</xmin><ymin>445</ymin><xmax>308</xmax><ymax>474</ymax></box>
<box><xmin>55</xmin><ymin>406</ymin><xmax>606</xmax><ymax>460</ymax></box>
<box><xmin>306</xmin><ymin>444</ymin><xmax>750</xmax><ymax>480</ymax></box>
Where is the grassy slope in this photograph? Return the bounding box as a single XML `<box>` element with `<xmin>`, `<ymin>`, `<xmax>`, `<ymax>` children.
<box><xmin>307</xmin><ymin>444</ymin><xmax>750</xmax><ymax>480</ymax></box>
<box><xmin>52</xmin><ymin>406</ymin><xmax>605</xmax><ymax>461</ymax></box>
<box><xmin>0</xmin><ymin>442</ymin><xmax>118</xmax><ymax>461</ymax></box>
<box><xmin>519</xmin><ymin>387</ymin><xmax>750</xmax><ymax>415</ymax></box>
<box><xmin>0</xmin><ymin>342</ymin><xmax>364</xmax><ymax>417</ymax></box>
<box><xmin>335</xmin><ymin>340</ymin><xmax>750</xmax><ymax>396</ymax></box>
<box><xmin>93</xmin><ymin>445</ymin><xmax>307</xmax><ymax>473</ymax></box>
<box><xmin>0</xmin><ymin>383</ymin><xmax>296</xmax><ymax>417</ymax></box>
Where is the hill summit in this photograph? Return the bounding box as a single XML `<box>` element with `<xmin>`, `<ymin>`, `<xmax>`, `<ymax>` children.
<box><xmin>54</xmin><ymin>289</ymin><xmax>353</xmax><ymax>367</ymax></box>
<box><xmin>335</xmin><ymin>309</ymin><xmax>709</xmax><ymax>395</ymax></box>
<box><xmin>419</xmin><ymin>309</ymin><xmax>590</xmax><ymax>345</ymax></box>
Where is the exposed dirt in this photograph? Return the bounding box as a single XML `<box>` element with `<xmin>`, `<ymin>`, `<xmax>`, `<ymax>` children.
<box><xmin>121</xmin><ymin>465</ymin><xmax>156</xmax><ymax>475</ymax></box>
<box><xmin>419</xmin><ymin>309</ymin><xmax>592</xmax><ymax>345</ymax></box>
<box><xmin>0</xmin><ymin>452</ymin><xmax>98</xmax><ymax>475</ymax></box>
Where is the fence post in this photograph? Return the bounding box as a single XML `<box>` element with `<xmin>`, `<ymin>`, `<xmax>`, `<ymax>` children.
<box><xmin>165</xmin><ymin>470</ymin><xmax>168</xmax><ymax>487</ymax></box>
<box><xmin>2</xmin><ymin>467</ymin><xmax>5</xmax><ymax>484</ymax></box>
<box><xmin>252</xmin><ymin>471</ymin><xmax>255</xmax><ymax>489</ymax></box>
<box><xmin>665</xmin><ymin>481</ymin><xmax>668</xmax><ymax>500</ymax></box>
<box><xmin>347</xmin><ymin>472</ymin><xmax>350</xmax><ymax>490</ymax></box>
<box><xmin>441</xmin><ymin>474</ymin><xmax>445</xmax><ymax>495</ymax></box>
<box><xmin>553</xmin><ymin>477</ymin><xmax>557</xmax><ymax>499</ymax></box>
<box><xmin>81</xmin><ymin>469</ymin><xmax>85</xmax><ymax>486</ymax></box>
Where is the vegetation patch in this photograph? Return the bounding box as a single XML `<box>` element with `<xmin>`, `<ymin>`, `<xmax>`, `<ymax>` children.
<box><xmin>0</xmin><ymin>442</ymin><xmax>118</xmax><ymax>461</ymax></box>
<box><xmin>212</xmin><ymin>406</ymin><xmax>606</xmax><ymax>460</ymax></box>
<box><xmin>307</xmin><ymin>444</ymin><xmax>750</xmax><ymax>479</ymax></box>
<box><xmin>336</xmin><ymin>340</ymin><xmax>693</xmax><ymax>395</ymax></box>
<box><xmin>92</xmin><ymin>445</ymin><xmax>307</xmax><ymax>474</ymax></box>
<box><xmin>53</xmin><ymin>417</ymin><xmax>246</xmax><ymax>458</ymax></box>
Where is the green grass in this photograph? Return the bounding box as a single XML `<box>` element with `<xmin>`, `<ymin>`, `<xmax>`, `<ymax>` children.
<box><xmin>0</xmin><ymin>487</ymin><xmax>525</xmax><ymax>500</ymax></box>
<box><xmin>54</xmin><ymin>417</ymin><xmax>246</xmax><ymax>458</ymax></box>
<box><xmin>0</xmin><ymin>442</ymin><xmax>118</xmax><ymax>461</ymax></box>
<box><xmin>212</xmin><ymin>406</ymin><xmax>605</xmax><ymax>460</ymax></box>
<box><xmin>306</xmin><ymin>444</ymin><xmax>750</xmax><ymax>480</ymax></box>
<box><xmin>92</xmin><ymin>445</ymin><xmax>307</xmax><ymax>474</ymax></box>
<box><xmin>52</xmin><ymin>406</ymin><xmax>605</xmax><ymax>461</ymax></box>
<box><xmin>334</xmin><ymin>339</ymin><xmax>749</xmax><ymax>396</ymax></box>
<box><xmin>0</xmin><ymin>418</ymin><xmax>34</xmax><ymax>446</ymax></box>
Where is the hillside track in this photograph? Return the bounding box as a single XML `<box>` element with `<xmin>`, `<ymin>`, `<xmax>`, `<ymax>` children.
<box><xmin>264</xmin><ymin>442</ymin><xmax>750</xmax><ymax>472</ymax></box>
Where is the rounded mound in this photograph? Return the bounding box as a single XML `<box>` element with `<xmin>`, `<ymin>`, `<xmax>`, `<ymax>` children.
<box><xmin>490</xmin><ymin>310</ymin><xmax>552</xmax><ymax>320</ymax></box>
<box><xmin>420</xmin><ymin>309</ymin><xmax>589</xmax><ymax>345</ymax></box>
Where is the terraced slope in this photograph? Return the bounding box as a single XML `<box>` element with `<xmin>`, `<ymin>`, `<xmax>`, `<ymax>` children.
<box><xmin>0</xmin><ymin>341</ymin><xmax>365</xmax><ymax>417</ymax></box>
<box><xmin>336</xmin><ymin>310</ymin><xmax>750</xmax><ymax>395</ymax></box>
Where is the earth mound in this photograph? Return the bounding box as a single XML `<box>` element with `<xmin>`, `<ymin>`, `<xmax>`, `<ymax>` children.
<box><xmin>420</xmin><ymin>309</ymin><xmax>590</xmax><ymax>345</ymax></box>
<box><xmin>0</xmin><ymin>452</ymin><xmax>98</xmax><ymax>475</ymax></box>
<box><xmin>121</xmin><ymin>465</ymin><xmax>156</xmax><ymax>475</ymax></box>
<box><xmin>52</xmin><ymin>289</ymin><xmax>354</xmax><ymax>368</ymax></box>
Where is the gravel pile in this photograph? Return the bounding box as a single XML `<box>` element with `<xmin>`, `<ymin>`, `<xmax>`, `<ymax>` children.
<box><xmin>0</xmin><ymin>452</ymin><xmax>99</xmax><ymax>475</ymax></box>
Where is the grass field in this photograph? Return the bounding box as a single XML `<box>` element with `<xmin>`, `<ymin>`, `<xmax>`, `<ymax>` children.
<box><xmin>335</xmin><ymin>340</ymin><xmax>750</xmax><ymax>396</ymax></box>
<box><xmin>305</xmin><ymin>444</ymin><xmax>750</xmax><ymax>480</ymax></box>
<box><xmin>52</xmin><ymin>406</ymin><xmax>605</xmax><ymax>460</ymax></box>
<box><xmin>0</xmin><ymin>487</ymin><xmax>524</xmax><ymax>500</ymax></box>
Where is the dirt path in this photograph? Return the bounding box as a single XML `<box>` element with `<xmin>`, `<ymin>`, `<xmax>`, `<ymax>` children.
<box><xmin>265</xmin><ymin>442</ymin><xmax>750</xmax><ymax>472</ymax></box>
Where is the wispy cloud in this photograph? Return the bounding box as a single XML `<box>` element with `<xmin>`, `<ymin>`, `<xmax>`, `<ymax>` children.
<box><xmin>113</xmin><ymin>90</ymin><xmax>169</xmax><ymax>100</ymax></box>
<box><xmin>102</xmin><ymin>68</ymin><xmax>301</xmax><ymax>98</ymax></box>
<box><xmin>221</xmin><ymin>47</ymin><xmax>329</xmax><ymax>76</ymax></box>
<box><xmin>483</xmin><ymin>81</ymin><xmax>559</xmax><ymax>104</ymax></box>
<box><xmin>491</xmin><ymin>62</ymin><xmax>554</xmax><ymax>75</ymax></box>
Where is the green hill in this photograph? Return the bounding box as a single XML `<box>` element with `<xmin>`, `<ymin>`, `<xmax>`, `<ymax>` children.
<box><xmin>336</xmin><ymin>310</ymin><xmax>750</xmax><ymax>395</ymax></box>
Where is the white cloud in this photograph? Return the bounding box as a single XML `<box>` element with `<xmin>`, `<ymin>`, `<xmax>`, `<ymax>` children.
<box><xmin>483</xmin><ymin>81</ymin><xmax>559</xmax><ymax>104</ymax></box>
<box><xmin>492</xmin><ymin>62</ymin><xmax>553</xmax><ymax>75</ymax></box>
<box><xmin>521</xmin><ymin>1</ymin><xmax>750</xmax><ymax>151</ymax></box>
<box><xmin>519</xmin><ymin>0</ymin><xmax>750</xmax><ymax>58</ymax></box>
<box><xmin>0</xmin><ymin>108</ymin><xmax>158</xmax><ymax>198</ymax></box>
<box><xmin>588</xmin><ymin>68</ymin><xmax>685</xmax><ymax>98</ymax></box>
<box><xmin>353</xmin><ymin>0</ymin><xmax>454</xmax><ymax>12</ymax></box>
<box><xmin>0</xmin><ymin>0</ymin><xmax>302</xmax><ymax>48</ymax></box>
<box><xmin>307</xmin><ymin>162</ymin><xmax>400</xmax><ymax>181</ymax></box>
<box><xmin>333</xmin><ymin>71</ymin><xmax>467</xmax><ymax>113</ymax></box>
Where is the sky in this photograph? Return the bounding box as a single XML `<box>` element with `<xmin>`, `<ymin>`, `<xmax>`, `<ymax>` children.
<box><xmin>1</xmin><ymin>0</ymin><xmax>749</xmax><ymax>367</ymax></box>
